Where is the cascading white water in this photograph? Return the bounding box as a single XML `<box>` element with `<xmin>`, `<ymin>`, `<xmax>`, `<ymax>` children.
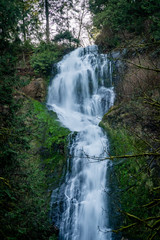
<box><xmin>47</xmin><ymin>45</ymin><xmax>115</xmax><ymax>240</ymax></box>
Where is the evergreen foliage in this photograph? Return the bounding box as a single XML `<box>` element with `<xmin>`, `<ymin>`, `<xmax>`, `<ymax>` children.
<box><xmin>0</xmin><ymin>93</ymin><xmax>70</xmax><ymax>239</ymax></box>
<box><xmin>100</xmin><ymin>119</ymin><xmax>160</xmax><ymax>240</ymax></box>
<box><xmin>0</xmin><ymin>2</ymin><xmax>71</xmax><ymax>238</ymax></box>
<box><xmin>53</xmin><ymin>30</ymin><xmax>80</xmax><ymax>47</ymax></box>
<box><xmin>89</xmin><ymin>0</ymin><xmax>160</xmax><ymax>49</ymax></box>
<box><xmin>30</xmin><ymin>41</ymin><xmax>69</xmax><ymax>75</ymax></box>
<box><xmin>100</xmin><ymin>49</ymin><xmax>160</xmax><ymax>239</ymax></box>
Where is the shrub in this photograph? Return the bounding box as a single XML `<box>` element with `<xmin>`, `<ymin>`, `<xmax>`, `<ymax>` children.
<box><xmin>30</xmin><ymin>42</ymin><xmax>66</xmax><ymax>76</ymax></box>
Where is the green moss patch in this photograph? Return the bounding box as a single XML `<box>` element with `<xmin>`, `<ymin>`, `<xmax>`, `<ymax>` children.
<box><xmin>100</xmin><ymin>117</ymin><xmax>160</xmax><ymax>240</ymax></box>
<box><xmin>31</xmin><ymin>100</ymin><xmax>70</xmax><ymax>187</ymax></box>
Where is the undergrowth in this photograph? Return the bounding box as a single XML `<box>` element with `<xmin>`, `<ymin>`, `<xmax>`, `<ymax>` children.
<box><xmin>0</xmin><ymin>96</ymin><xmax>70</xmax><ymax>240</ymax></box>
<box><xmin>100</xmin><ymin>107</ymin><xmax>160</xmax><ymax>239</ymax></box>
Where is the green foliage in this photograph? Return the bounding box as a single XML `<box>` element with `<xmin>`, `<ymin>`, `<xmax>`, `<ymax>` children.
<box><xmin>0</xmin><ymin>1</ymin><xmax>72</xmax><ymax>239</ymax></box>
<box><xmin>89</xmin><ymin>0</ymin><xmax>108</xmax><ymax>14</ymax></box>
<box><xmin>30</xmin><ymin>41</ymin><xmax>69</xmax><ymax>75</ymax></box>
<box><xmin>100</xmin><ymin>96</ymin><xmax>160</xmax><ymax>239</ymax></box>
<box><xmin>0</xmin><ymin>0</ymin><xmax>21</xmax><ymax>42</ymax></box>
<box><xmin>0</xmin><ymin>37</ymin><xmax>67</xmax><ymax>239</ymax></box>
<box><xmin>100</xmin><ymin>122</ymin><xmax>160</xmax><ymax>239</ymax></box>
<box><xmin>0</xmin><ymin>99</ymin><xmax>47</xmax><ymax>239</ymax></box>
<box><xmin>0</xmin><ymin>0</ymin><xmax>42</xmax><ymax>45</ymax></box>
<box><xmin>90</xmin><ymin>0</ymin><xmax>160</xmax><ymax>48</ymax></box>
<box><xmin>0</xmin><ymin>3</ymin><xmax>71</xmax><ymax>236</ymax></box>
<box><xmin>32</xmin><ymin>100</ymin><xmax>70</xmax><ymax>186</ymax></box>
<box><xmin>49</xmin><ymin>235</ymin><xmax>58</xmax><ymax>240</ymax></box>
<box><xmin>0</xmin><ymin>95</ymin><xmax>70</xmax><ymax>239</ymax></box>
<box><xmin>53</xmin><ymin>30</ymin><xmax>80</xmax><ymax>46</ymax></box>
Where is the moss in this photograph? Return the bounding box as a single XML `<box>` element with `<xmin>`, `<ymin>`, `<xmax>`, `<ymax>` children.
<box><xmin>100</xmin><ymin>113</ymin><xmax>160</xmax><ymax>239</ymax></box>
<box><xmin>0</xmin><ymin>96</ymin><xmax>70</xmax><ymax>240</ymax></box>
<box><xmin>27</xmin><ymin>99</ymin><xmax>70</xmax><ymax>188</ymax></box>
<box><xmin>0</xmin><ymin>41</ymin><xmax>71</xmax><ymax>240</ymax></box>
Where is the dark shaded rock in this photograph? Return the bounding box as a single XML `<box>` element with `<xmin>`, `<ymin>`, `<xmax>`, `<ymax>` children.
<box><xmin>22</xmin><ymin>77</ymin><xmax>46</xmax><ymax>101</ymax></box>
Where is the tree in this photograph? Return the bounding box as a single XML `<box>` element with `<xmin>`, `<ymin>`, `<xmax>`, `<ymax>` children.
<box><xmin>89</xmin><ymin>0</ymin><xmax>160</xmax><ymax>47</ymax></box>
<box><xmin>73</xmin><ymin>0</ymin><xmax>89</xmax><ymax>46</ymax></box>
<box><xmin>49</xmin><ymin>0</ymin><xmax>73</xmax><ymax>33</ymax></box>
<box><xmin>0</xmin><ymin>0</ymin><xmax>21</xmax><ymax>44</ymax></box>
<box><xmin>53</xmin><ymin>30</ymin><xmax>80</xmax><ymax>47</ymax></box>
<box><xmin>19</xmin><ymin>0</ymin><xmax>42</xmax><ymax>43</ymax></box>
<box><xmin>45</xmin><ymin>0</ymin><xmax>50</xmax><ymax>42</ymax></box>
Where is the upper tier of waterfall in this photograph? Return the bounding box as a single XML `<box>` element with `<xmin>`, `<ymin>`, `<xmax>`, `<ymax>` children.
<box><xmin>47</xmin><ymin>45</ymin><xmax>114</xmax><ymax>131</ymax></box>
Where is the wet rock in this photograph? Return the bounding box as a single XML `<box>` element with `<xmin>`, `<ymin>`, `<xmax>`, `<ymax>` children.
<box><xmin>22</xmin><ymin>77</ymin><xmax>46</xmax><ymax>102</ymax></box>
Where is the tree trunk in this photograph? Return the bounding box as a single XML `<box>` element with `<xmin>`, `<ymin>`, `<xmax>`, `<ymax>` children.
<box><xmin>22</xmin><ymin>15</ymin><xmax>26</xmax><ymax>42</ymax></box>
<box><xmin>45</xmin><ymin>0</ymin><xmax>50</xmax><ymax>42</ymax></box>
<box><xmin>22</xmin><ymin>0</ymin><xmax>26</xmax><ymax>42</ymax></box>
<box><xmin>77</xmin><ymin>8</ymin><xmax>85</xmax><ymax>47</ymax></box>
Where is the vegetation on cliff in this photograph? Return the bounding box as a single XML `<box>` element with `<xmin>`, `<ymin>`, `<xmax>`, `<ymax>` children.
<box><xmin>1</xmin><ymin>90</ymin><xmax>70</xmax><ymax>239</ymax></box>
<box><xmin>89</xmin><ymin>0</ymin><xmax>160</xmax><ymax>50</ymax></box>
<box><xmin>98</xmin><ymin>20</ymin><xmax>160</xmax><ymax>240</ymax></box>
<box><xmin>0</xmin><ymin>1</ymin><xmax>73</xmax><ymax>239</ymax></box>
<box><xmin>99</xmin><ymin>50</ymin><xmax>160</xmax><ymax>240</ymax></box>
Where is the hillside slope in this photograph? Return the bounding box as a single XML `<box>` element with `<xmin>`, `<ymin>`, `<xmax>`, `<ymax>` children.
<box><xmin>100</xmin><ymin>46</ymin><xmax>160</xmax><ymax>239</ymax></box>
<box><xmin>0</xmin><ymin>46</ymin><xmax>70</xmax><ymax>240</ymax></box>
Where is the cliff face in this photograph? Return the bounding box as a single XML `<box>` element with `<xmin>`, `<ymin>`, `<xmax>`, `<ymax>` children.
<box><xmin>100</xmin><ymin>49</ymin><xmax>160</xmax><ymax>240</ymax></box>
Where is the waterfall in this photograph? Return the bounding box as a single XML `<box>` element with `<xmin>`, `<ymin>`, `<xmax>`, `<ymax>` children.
<box><xmin>47</xmin><ymin>45</ymin><xmax>115</xmax><ymax>240</ymax></box>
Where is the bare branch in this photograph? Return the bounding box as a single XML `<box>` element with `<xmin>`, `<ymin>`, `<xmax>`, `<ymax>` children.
<box><xmin>114</xmin><ymin>58</ymin><xmax>160</xmax><ymax>72</ymax></box>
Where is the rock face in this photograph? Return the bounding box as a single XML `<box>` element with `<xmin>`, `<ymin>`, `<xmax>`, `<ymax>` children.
<box><xmin>22</xmin><ymin>78</ymin><xmax>46</xmax><ymax>102</ymax></box>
